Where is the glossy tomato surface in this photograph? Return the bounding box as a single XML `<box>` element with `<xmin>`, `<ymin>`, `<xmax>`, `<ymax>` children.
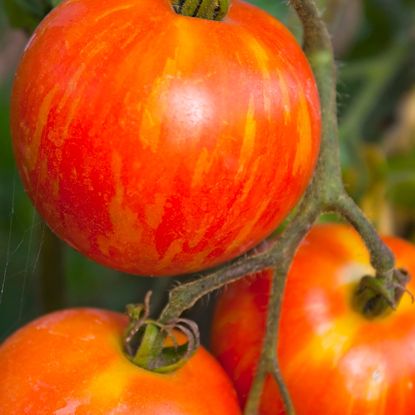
<box><xmin>11</xmin><ymin>0</ymin><xmax>321</xmax><ymax>276</ymax></box>
<box><xmin>211</xmin><ymin>224</ymin><xmax>415</xmax><ymax>414</ymax></box>
<box><xmin>0</xmin><ymin>308</ymin><xmax>241</xmax><ymax>414</ymax></box>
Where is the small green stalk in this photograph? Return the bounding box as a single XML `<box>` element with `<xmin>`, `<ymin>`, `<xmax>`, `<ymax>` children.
<box><xmin>352</xmin><ymin>269</ymin><xmax>411</xmax><ymax>319</ymax></box>
<box><xmin>132</xmin><ymin>323</ymin><xmax>161</xmax><ymax>368</ymax></box>
<box><xmin>124</xmin><ymin>297</ymin><xmax>200</xmax><ymax>373</ymax></box>
<box><xmin>171</xmin><ymin>0</ymin><xmax>230</xmax><ymax>21</ymax></box>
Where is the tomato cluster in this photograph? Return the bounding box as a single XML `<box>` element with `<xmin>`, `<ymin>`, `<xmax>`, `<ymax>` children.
<box><xmin>4</xmin><ymin>0</ymin><xmax>411</xmax><ymax>414</ymax></box>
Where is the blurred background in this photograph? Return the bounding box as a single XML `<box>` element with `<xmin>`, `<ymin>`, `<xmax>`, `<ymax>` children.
<box><xmin>1</xmin><ymin>0</ymin><xmax>414</xmax><ymax>343</ymax></box>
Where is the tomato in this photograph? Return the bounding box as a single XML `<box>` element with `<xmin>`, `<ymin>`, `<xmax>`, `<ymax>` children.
<box><xmin>0</xmin><ymin>308</ymin><xmax>241</xmax><ymax>414</ymax></box>
<box><xmin>211</xmin><ymin>224</ymin><xmax>415</xmax><ymax>414</ymax></box>
<box><xmin>11</xmin><ymin>0</ymin><xmax>321</xmax><ymax>276</ymax></box>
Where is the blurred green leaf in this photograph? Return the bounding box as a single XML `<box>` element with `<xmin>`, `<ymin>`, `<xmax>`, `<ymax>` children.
<box><xmin>247</xmin><ymin>0</ymin><xmax>288</xmax><ymax>20</ymax></box>
<box><xmin>388</xmin><ymin>177</ymin><xmax>415</xmax><ymax>208</ymax></box>
<box><xmin>3</xmin><ymin>0</ymin><xmax>55</xmax><ymax>31</ymax></box>
<box><xmin>387</xmin><ymin>149</ymin><xmax>415</xmax><ymax>208</ymax></box>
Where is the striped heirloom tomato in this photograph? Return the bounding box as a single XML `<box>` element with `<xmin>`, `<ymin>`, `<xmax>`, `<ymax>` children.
<box><xmin>0</xmin><ymin>309</ymin><xmax>242</xmax><ymax>414</ymax></box>
<box><xmin>11</xmin><ymin>0</ymin><xmax>321</xmax><ymax>275</ymax></box>
<box><xmin>212</xmin><ymin>224</ymin><xmax>415</xmax><ymax>415</ymax></box>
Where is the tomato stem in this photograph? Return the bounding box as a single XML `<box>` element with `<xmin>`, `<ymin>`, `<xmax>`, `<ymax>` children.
<box><xmin>132</xmin><ymin>323</ymin><xmax>161</xmax><ymax>368</ymax></box>
<box><xmin>244</xmin><ymin>194</ymin><xmax>320</xmax><ymax>415</ymax></box>
<box><xmin>123</xmin><ymin>293</ymin><xmax>200</xmax><ymax>373</ymax></box>
<box><xmin>352</xmin><ymin>269</ymin><xmax>411</xmax><ymax>319</ymax></box>
<box><xmin>335</xmin><ymin>193</ymin><xmax>394</xmax><ymax>274</ymax></box>
<box><xmin>171</xmin><ymin>0</ymin><xmax>230</xmax><ymax>21</ymax></box>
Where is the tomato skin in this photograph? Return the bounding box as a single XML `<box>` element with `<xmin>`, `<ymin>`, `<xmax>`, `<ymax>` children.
<box><xmin>11</xmin><ymin>0</ymin><xmax>320</xmax><ymax>276</ymax></box>
<box><xmin>211</xmin><ymin>224</ymin><xmax>415</xmax><ymax>415</ymax></box>
<box><xmin>0</xmin><ymin>308</ymin><xmax>241</xmax><ymax>415</ymax></box>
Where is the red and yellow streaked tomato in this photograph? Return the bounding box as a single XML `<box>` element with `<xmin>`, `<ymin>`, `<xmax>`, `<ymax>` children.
<box><xmin>0</xmin><ymin>308</ymin><xmax>241</xmax><ymax>414</ymax></box>
<box><xmin>11</xmin><ymin>0</ymin><xmax>320</xmax><ymax>276</ymax></box>
<box><xmin>211</xmin><ymin>224</ymin><xmax>415</xmax><ymax>414</ymax></box>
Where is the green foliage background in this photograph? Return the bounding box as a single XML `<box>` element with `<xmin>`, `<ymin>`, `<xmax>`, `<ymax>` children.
<box><xmin>1</xmin><ymin>0</ymin><xmax>414</xmax><ymax>342</ymax></box>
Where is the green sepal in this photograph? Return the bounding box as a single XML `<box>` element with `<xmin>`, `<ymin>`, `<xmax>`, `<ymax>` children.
<box><xmin>171</xmin><ymin>0</ymin><xmax>230</xmax><ymax>21</ymax></box>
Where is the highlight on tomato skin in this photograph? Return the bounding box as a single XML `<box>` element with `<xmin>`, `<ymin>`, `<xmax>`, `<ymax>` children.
<box><xmin>211</xmin><ymin>224</ymin><xmax>415</xmax><ymax>415</ymax></box>
<box><xmin>0</xmin><ymin>308</ymin><xmax>242</xmax><ymax>415</ymax></box>
<box><xmin>11</xmin><ymin>0</ymin><xmax>321</xmax><ymax>276</ymax></box>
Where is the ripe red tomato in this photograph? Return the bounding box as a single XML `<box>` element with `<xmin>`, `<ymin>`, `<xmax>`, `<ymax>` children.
<box><xmin>0</xmin><ymin>308</ymin><xmax>241</xmax><ymax>414</ymax></box>
<box><xmin>11</xmin><ymin>0</ymin><xmax>321</xmax><ymax>276</ymax></box>
<box><xmin>211</xmin><ymin>224</ymin><xmax>415</xmax><ymax>414</ymax></box>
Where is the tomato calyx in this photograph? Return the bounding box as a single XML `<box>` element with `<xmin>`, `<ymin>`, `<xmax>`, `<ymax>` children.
<box><xmin>352</xmin><ymin>268</ymin><xmax>413</xmax><ymax>319</ymax></box>
<box><xmin>123</xmin><ymin>292</ymin><xmax>200</xmax><ymax>373</ymax></box>
<box><xmin>171</xmin><ymin>0</ymin><xmax>230</xmax><ymax>21</ymax></box>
